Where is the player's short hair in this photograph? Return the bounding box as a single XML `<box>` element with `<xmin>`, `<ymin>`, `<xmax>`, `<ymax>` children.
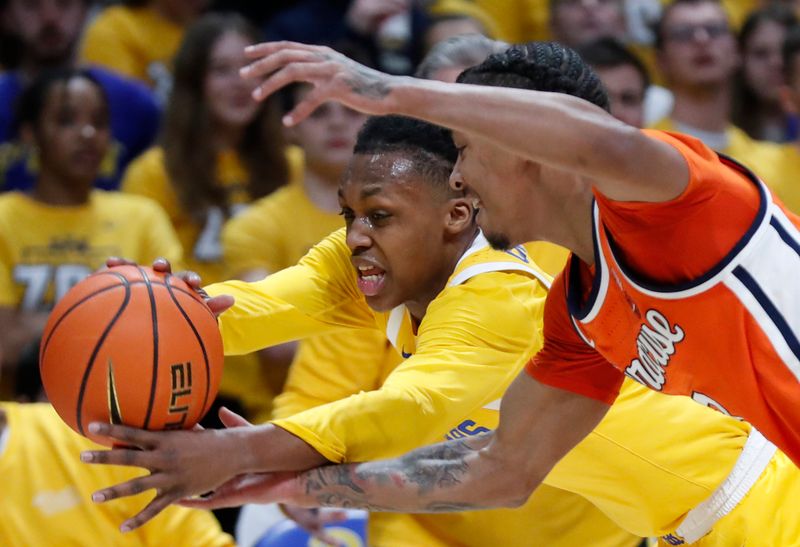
<box><xmin>14</xmin><ymin>68</ymin><xmax>108</xmax><ymax>132</ymax></box>
<box><xmin>784</xmin><ymin>24</ymin><xmax>800</xmax><ymax>82</ymax></box>
<box><xmin>653</xmin><ymin>0</ymin><xmax>726</xmax><ymax>50</ymax></box>
<box><xmin>576</xmin><ymin>37</ymin><xmax>651</xmax><ymax>89</ymax></box>
<box><xmin>415</xmin><ymin>34</ymin><xmax>508</xmax><ymax>79</ymax></box>
<box><xmin>456</xmin><ymin>41</ymin><xmax>610</xmax><ymax>112</ymax></box>
<box><xmin>353</xmin><ymin>115</ymin><xmax>459</xmax><ymax>197</ymax></box>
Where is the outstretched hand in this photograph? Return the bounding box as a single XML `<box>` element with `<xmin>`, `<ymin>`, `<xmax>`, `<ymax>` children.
<box><xmin>81</xmin><ymin>407</ymin><xmax>254</xmax><ymax>532</ymax></box>
<box><xmin>240</xmin><ymin>41</ymin><xmax>402</xmax><ymax>126</ymax></box>
<box><xmin>104</xmin><ymin>257</ymin><xmax>234</xmax><ymax>317</ymax></box>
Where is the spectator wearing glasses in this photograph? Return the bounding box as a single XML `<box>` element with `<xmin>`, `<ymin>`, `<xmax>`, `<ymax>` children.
<box><xmin>651</xmin><ymin>0</ymin><xmax>783</xmax><ymax>179</ymax></box>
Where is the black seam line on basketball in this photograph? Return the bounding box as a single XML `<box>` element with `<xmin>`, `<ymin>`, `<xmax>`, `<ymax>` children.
<box><xmin>75</xmin><ymin>271</ymin><xmax>131</xmax><ymax>436</ymax></box>
<box><xmin>40</xmin><ymin>281</ymin><xmax>198</xmax><ymax>360</ymax></box>
<box><xmin>165</xmin><ymin>274</ymin><xmax>212</xmax><ymax>419</ymax></box>
<box><xmin>139</xmin><ymin>266</ymin><xmax>160</xmax><ymax>430</ymax></box>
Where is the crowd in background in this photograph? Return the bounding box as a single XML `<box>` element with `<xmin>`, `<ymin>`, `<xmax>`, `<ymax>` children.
<box><xmin>1</xmin><ymin>0</ymin><xmax>800</xmax><ymax>545</ymax></box>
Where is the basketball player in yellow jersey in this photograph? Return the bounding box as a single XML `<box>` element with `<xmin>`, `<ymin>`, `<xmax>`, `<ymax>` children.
<box><xmin>90</xmin><ymin>115</ymin><xmax>638</xmax><ymax>547</ymax></box>
<box><xmin>0</xmin><ymin>69</ymin><xmax>182</xmax><ymax>396</ymax></box>
<box><xmin>90</xmin><ymin>116</ymin><xmax>800</xmax><ymax>546</ymax></box>
<box><xmin>221</xmin><ymin>82</ymin><xmax>383</xmax><ymax>424</ymax></box>
<box><xmin>0</xmin><ymin>402</ymin><xmax>233</xmax><ymax>546</ymax></box>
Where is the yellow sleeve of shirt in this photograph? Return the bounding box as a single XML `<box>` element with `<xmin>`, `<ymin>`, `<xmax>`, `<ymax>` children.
<box><xmin>206</xmin><ymin>229</ymin><xmax>377</xmax><ymax>355</ymax></box>
<box><xmin>272</xmin><ymin>330</ymin><xmax>398</xmax><ymax>420</ymax></box>
<box><xmin>273</xmin><ymin>271</ymin><xmax>546</xmax><ymax>462</ymax></box>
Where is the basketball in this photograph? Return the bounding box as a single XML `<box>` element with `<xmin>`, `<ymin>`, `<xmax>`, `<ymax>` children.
<box><xmin>39</xmin><ymin>265</ymin><xmax>224</xmax><ymax>446</ymax></box>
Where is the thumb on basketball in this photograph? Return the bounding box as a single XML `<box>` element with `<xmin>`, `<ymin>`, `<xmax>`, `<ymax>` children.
<box><xmin>207</xmin><ymin>294</ymin><xmax>234</xmax><ymax>317</ymax></box>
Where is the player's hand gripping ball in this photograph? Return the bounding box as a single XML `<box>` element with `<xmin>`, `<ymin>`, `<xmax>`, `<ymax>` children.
<box><xmin>39</xmin><ymin>265</ymin><xmax>224</xmax><ymax>446</ymax></box>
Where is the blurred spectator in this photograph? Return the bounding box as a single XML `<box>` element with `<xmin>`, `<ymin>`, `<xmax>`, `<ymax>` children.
<box><xmin>0</xmin><ymin>0</ymin><xmax>160</xmax><ymax>192</ymax></box>
<box><xmin>733</xmin><ymin>4</ymin><xmax>798</xmax><ymax>142</ymax></box>
<box><xmin>423</xmin><ymin>13</ymin><xmax>493</xmax><ymax>52</ymax></box>
<box><xmin>264</xmin><ymin>0</ymin><xmax>429</xmax><ymax>75</ymax></box>
<box><xmin>0</xmin><ymin>402</ymin><xmax>234</xmax><ymax>546</ymax></box>
<box><xmin>0</xmin><ymin>69</ymin><xmax>182</xmax><ymax>397</ymax></box>
<box><xmin>79</xmin><ymin>0</ymin><xmax>208</xmax><ymax>101</ymax></box>
<box><xmin>578</xmin><ymin>37</ymin><xmax>649</xmax><ymax>127</ymax></box>
<box><xmin>550</xmin><ymin>0</ymin><xmax>627</xmax><ymax>48</ymax></box>
<box><xmin>121</xmin><ymin>13</ymin><xmax>294</xmax><ymax>287</ymax></box>
<box><xmin>652</xmin><ymin>0</ymin><xmax>783</xmax><ymax>177</ymax></box>
<box><xmin>423</xmin><ymin>1</ymin><xmax>499</xmax><ymax>51</ymax></box>
<box><xmin>415</xmin><ymin>33</ymin><xmax>508</xmax><ymax>81</ymax></box>
<box><xmin>221</xmin><ymin>81</ymin><xmax>371</xmax><ymax>423</ymax></box>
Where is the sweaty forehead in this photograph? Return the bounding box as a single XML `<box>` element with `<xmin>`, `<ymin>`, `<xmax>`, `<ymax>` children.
<box><xmin>340</xmin><ymin>153</ymin><xmax>428</xmax><ymax>197</ymax></box>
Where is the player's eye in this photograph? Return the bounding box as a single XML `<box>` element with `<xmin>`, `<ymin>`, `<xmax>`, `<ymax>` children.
<box><xmin>369</xmin><ymin>211</ymin><xmax>391</xmax><ymax>225</ymax></box>
<box><xmin>339</xmin><ymin>207</ymin><xmax>355</xmax><ymax>223</ymax></box>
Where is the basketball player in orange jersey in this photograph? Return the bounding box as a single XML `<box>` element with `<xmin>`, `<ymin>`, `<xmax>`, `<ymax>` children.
<box><xmin>209</xmin><ymin>37</ymin><xmax>800</xmax><ymax>491</ymax></box>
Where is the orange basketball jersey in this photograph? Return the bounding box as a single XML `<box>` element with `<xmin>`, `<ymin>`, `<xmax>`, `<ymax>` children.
<box><xmin>528</xmin><ymin>140</ymin><xmax>800</xmax><ymax>465</ymax></box>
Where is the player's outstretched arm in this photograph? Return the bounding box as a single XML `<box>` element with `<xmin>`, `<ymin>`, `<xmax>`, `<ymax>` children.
<box><xmin>183</xmin><ymin>373</ymin><xmax>610</xmax><ymax>513</ymax></box>
<box><xmin>242</xmin><ymin>41</ymin><xmax>688</xmax><ymax>203</ymax></box>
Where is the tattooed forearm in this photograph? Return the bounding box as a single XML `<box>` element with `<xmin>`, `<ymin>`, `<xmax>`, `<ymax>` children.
<box><xmin>297</xmin><ymin>434</ymin><xmax>500</xmax><ymax>513</ymax></box>
<box><xmin>343</xmin><ymin>65</ymin><xmax>391</xmax><ymax>99</ymax></box>
<box><xmin>399</xmin><ymin>439</ymin><xmax>473</xmax><ymax>495</ymax></box>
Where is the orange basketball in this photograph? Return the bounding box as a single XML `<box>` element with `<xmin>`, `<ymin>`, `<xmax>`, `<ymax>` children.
<box><xmin>39</xmin><ymin>265</ymin><xmax>224</xmax><ymax>446</ymax></box>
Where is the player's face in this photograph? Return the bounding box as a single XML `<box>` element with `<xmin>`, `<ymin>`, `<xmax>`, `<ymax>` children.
<box><xmin>594</xmin><ymin>64</ymin><xmax>646</xmax><ymax>128</ymax></box>
<box><xmin>551</xmin><ymin>0</ymin><xmax>625</xmax><ymax>48</ymax></box>
<box><xmin>658</xmin><ymin>2</ymin><xmax>738</xmax><ymax>88</ymax></box>
<box><xmin>5</xmin><ymin>0</ymin><xmax>87</xmax><ymax>63</ymax></box>
<box><xmin>742</xmin><ymin>19</ymin><xmax>787</xmax><ymax>103</ymax></box>
<box><xmin>205</xmin><ymin>31</ymin><xmax>260</xmax><ymax>130</ymax></box>
<box><xmin>340</xmin><ymin>153</ymin><xmax>461</xmax><ymax>313</ymax></box>
<box><xmin>287</xmin><ymin>90</ymin><xmax>367</xmax><ymax>176</ymax></box>
<box><xmin>450</xmin><ymin>132</ymin><xmax>536</xmax><ymax>250</ymax></box>
<box><xmin>33</xmin><ymin>77</ymin><xmax>110</xmax><ymax>187</ymax></box>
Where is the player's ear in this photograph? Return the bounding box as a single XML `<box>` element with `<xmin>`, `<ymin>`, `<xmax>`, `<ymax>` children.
<box><xmin>445</xmin><ymin>198</ymin><xmax>474</xmax><ymax>235</ymax></box>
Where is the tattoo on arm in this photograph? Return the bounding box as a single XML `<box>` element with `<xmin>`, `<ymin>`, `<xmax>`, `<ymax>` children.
<box><xmin>343</xmin><ymin>65</ymin><xmax>391</xmax><ymax>99</ymax></box>
<box><xmin>299</xmin><ymin>435</ymin><xmax>493</xmax><ymax>512</ymax></box>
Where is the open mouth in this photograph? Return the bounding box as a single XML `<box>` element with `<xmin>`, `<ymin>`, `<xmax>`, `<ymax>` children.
<box><xmin>356</xmin><ymin>264</ymin><xmax>387</xmax><ymax>296</ymax></box>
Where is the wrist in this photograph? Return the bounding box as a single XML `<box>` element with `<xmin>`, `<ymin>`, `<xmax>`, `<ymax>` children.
<box><xmin>228</xmin><ymin>423</ymin><xmax>273</xmax><ymax>474</ymax></box>
<box><xmin>389</xmin><ymin>77</ymin><xmax>441</xmax><ymax>119</ymax></box>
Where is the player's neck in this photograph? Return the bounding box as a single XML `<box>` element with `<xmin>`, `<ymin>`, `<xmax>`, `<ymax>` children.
<box><xmin>404</xmin><ymin>227</ymin><xmax>480</xmax><ymax>322</ymax></box>
<box><xmin>33</xmin><ymin>172</ymin><xmax>92</xmax><ymax>206</ymax></box>
<box><xmin>534</xmin><ymin>168</ymin><xmax>595</xmax><ymax>264</ymax></box>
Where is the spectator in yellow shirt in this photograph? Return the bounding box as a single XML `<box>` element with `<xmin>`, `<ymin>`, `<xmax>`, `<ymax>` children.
<box><xmin>0</xmin><ymin>69</ymin><xmax>182</xmax><ymax>397</ymax></box>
